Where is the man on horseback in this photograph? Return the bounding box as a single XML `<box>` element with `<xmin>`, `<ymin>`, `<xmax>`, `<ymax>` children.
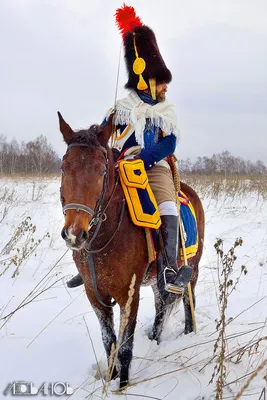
<box><xmin>67</xmin><ymin>4</ymin><xmax>193</xmax><ymax>301</ymax></box>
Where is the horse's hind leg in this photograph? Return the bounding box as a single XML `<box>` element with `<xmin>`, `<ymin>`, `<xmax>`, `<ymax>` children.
<box><xmin>93</xmin><ymin>304</ymin><xmax>118</xmax><ymax>380</ymax></box>
<box><xmin>183</xmin><ymin>285</ymin><xmax>196</xmax><ymax>334</ymax></box>
<box><xmin>149</xmin><ymin>283</ymin><xmax>168</xmax><ymax>344</ymax></box>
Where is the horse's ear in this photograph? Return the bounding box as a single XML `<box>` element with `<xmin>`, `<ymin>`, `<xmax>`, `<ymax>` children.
<box><xmin>98</xmin><ymin>113</ymin><xmax>114</xmax><ymax>147</ymax></box>
<box><xmin>57</xmin><ymin>111</ymin><xmax>74</xmax><ymax>143</ymax></box>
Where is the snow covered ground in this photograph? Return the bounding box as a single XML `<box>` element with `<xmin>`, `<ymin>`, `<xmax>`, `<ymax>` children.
<box><xmin>0</xmin><ymin>177</ymin><xmax>266</xmax><ymax>400</ymax></box>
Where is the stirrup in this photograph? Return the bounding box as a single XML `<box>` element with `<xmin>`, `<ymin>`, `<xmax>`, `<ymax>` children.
<box><xmin>165</xmin><ymin>283</ymin><xmax>184</xmax><ymax>295</ymax></box>
<box><xmin>163</xmin><ymin>267</ymin><xmax>185</xmax><ymax>295</ymax></box>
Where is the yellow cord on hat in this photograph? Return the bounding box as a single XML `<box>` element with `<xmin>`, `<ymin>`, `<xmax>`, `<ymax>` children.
<box><xmin>132</xmin><ymin>34</ymin><xmax>148</xmax><ymax>90</ymax></box>
<box><xmin>149</xmin><ymin>78</ymin><xmax>156</xmax><ymax>100</ymax></box>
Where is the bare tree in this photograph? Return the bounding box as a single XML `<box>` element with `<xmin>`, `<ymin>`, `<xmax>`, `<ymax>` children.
<box><xmin>179</xmin><ymin>151</ymin><xmax>267</xmax><ymax>176</ymax></box>
<box><xmin>0</xmin><ymin>135</ymin><xmax>60</xmax><ymax>175</ymax></box>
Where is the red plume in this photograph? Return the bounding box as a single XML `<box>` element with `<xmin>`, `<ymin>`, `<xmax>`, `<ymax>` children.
<box><xmin>115</xmin><ymin>4</ymin><xmax>143</xmax><ymax>39</ymax></box>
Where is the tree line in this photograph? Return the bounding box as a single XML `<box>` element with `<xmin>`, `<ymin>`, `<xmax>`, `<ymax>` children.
<box><xmin>1</xmin><ymin>135</ymin><xmax>266</xmax><ymax>177</ymax></box>
<box><xmin>178</xmin><ymin>151</ymin><xmax>267</xmax><ymax>176</ymax></box>
<box><xmin>0</xmin><ymin>135</ymin><xmax>61</xmax><ymax>175</ymax></box>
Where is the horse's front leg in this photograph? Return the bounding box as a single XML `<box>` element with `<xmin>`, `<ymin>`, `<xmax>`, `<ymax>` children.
<box><xmin>117</xmin><ymin>291</ymin><xmax>140</xmax><ymax>388</ymax></box>
<box><xmin>91</xmin><ymin>302</ymin><xmax>118</xmax><ymax>380</ymax></box>
<box><xmin>149</xmin><ymin>283</ymin><xmax>168</xmax><ymax>344</ymax></box>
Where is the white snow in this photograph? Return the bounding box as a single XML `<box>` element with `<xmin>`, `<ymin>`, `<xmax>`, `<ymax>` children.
<box><xmin>0</xmin><ymin>177</ymin><xmax>266</xmax><ymax>399</ymax></box>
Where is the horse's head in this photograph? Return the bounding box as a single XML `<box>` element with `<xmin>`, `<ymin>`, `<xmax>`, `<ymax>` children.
<box><xmin>58</xmin><ymin>112</ymin><xmax>113</xmax><ymax>250</ymax></box>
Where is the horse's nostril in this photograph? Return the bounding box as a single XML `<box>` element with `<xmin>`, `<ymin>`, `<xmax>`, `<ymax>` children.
<box><xmin>81</xmin><ymin>230</ymin><xmax>88</xmax><ymax>241</ymax></box>
<box><xmin>61</xmin><ymin>228</ymin><xmax>67</xmax><ymax>240</ymax></box>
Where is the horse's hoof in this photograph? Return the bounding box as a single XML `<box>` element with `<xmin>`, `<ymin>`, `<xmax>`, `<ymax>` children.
<box><xmin>148</xmin><ymin>329</ymin><xmax>155</xmax><ymax>341</ymax></box>
<box><xmin>184</xmin><ymin>324</ymin><xmax>193</xmax><ymax>335</ymax></box>
<box><xmin>119</xmin><ymin>380</ymin><xmax>128</xmax><ymax>389</ymax></box>
<box><xmin>148</xmin><ymin>330</ymin><xmax>161</xmax><ymax>344</ymax></box>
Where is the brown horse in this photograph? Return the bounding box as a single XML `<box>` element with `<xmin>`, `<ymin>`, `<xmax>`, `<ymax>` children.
<box><xmin>58</xmin><ymin>112</ymin><xmax>205</xmax><ymax>388</ymax></box>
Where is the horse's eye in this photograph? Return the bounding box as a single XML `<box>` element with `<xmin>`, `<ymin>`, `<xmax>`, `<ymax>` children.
<box><xmin>60</xmin><ymin>167</ymin><xmax>66</xmax><ymax>175</ymax></box>
<box><xmin>100</xmin><ymin>170</ymin><xmax>106</xmax><ymax>177</ymax></box>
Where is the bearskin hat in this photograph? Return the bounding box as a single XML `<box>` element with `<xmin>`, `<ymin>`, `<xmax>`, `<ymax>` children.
<box><xmin>115</xmin><ymin>4</ymin><xmax>172</xmax><ymax>91</ymax></box>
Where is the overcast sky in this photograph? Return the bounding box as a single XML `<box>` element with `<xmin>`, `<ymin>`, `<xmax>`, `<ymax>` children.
<box><xmin>1</xmin><ymin>0</ymin><xmax>266</xmax><ymax>163</ymax></box>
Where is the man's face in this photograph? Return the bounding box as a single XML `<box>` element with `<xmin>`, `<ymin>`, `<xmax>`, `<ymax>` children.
<box><xmin>156</xmin><ymin>82</ymin><xmax>167</xmax><ymax>102</ymax></box>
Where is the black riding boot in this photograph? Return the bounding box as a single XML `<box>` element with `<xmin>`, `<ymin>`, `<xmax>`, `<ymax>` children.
<box><xmin>67</xmin><ymin>273</ymin><xmax>84</xmax><ymax>288</ymax></box>
<box><xmin>157</xmin><ymin>215</ymin><xmax>193</xmax><ymax>304</ymax></box>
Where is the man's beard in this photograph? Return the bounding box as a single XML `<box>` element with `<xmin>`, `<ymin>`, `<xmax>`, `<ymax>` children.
<box><xmin>156</xmin><ymin>92</ymin><xmax>166</xmax><ymax>102</ymax></box>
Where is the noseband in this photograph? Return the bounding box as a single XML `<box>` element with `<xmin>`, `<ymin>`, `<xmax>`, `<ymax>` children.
<box><xmin>62</xmin><ymin>142</ymin><xmax>109</xmax><ymax>228</ymax></box>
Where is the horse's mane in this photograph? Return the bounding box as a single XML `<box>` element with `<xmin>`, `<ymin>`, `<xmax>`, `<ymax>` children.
<box><xmin>68</xmin><ymin>124</ymin><xmax>101</xmax><ymax>149</ymax></box>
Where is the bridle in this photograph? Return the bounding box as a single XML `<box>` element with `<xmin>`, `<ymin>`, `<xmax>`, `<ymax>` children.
<box><xmin>61</xmin><ymin>141</ymin><xmax>124</xmax><ymax>308</ymax></box>
<box><xmin>62</xmin><ymin>142</ymin><xmax>109</xmax><ymax>230</ymax></box>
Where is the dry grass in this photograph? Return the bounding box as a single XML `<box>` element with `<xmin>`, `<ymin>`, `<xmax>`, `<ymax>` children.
<box><xmin>181</xmin><ymin>174</ymin><xmax>267</xmax><ymax>201</ymax></box>
<box><xmin>0</xmin><ymin>173</ymin><xmax>60</xmax><ymax>179</ymax></box>
<box><xmin>0</xmin><ymin>216</ymin><xmax>50</xmax><ymax>277</ymax></box>
<box><xmin>233</xmin><ymin>359</ymin><xmax>267</xmax><ymax>400</ymax></box>
<box><xmin>209</xmin><ymin>238</ymin><xmax>248</xmax><ymax>400</ymax></box>
<box><xmin>3</xmin><ymin>173</ymin><xmax>267</xmax><ymax>198</ymax></box>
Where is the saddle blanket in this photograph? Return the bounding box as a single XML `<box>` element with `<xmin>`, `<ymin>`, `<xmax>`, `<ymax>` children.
<box><xmin>118</xmin><ymin>160</ymin><xmax>198</xmax><ymax>260</ymax></box>
<box><xmin>178</xmin><ymin>191</ymin><xmax>198</xmax><ymax>260</ymax></box>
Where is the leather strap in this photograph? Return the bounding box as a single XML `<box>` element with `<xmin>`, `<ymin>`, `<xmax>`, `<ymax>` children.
<box><xmin>63</xmin><ymin>203</ymin><xmax>95</xmax><ymax>217</ymax></box>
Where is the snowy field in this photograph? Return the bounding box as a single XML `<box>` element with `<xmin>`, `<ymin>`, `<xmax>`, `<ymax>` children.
<box><xmin>0</xmin><ymin>177</ymin><xmax>266</xmax><ymax>400</ymax></box>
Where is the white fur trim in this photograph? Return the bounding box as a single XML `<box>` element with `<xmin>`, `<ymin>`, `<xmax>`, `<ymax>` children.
<box><xmin>115</xmin><ymin>91</ymin><xmax>180</xmax><ymax>148</ymax></box>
